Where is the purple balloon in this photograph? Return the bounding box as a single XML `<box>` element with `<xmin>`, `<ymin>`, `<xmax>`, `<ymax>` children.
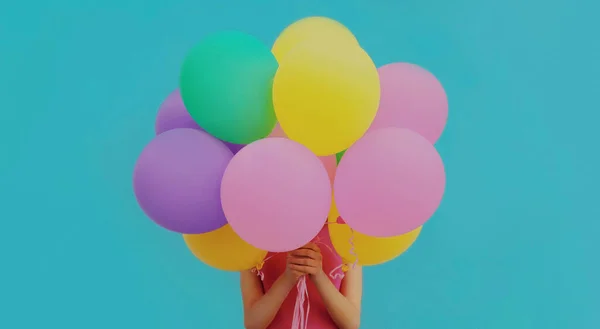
<box><xmin>155</xmin><ymin>90</ymin><xmax>245</xmax><ymax>154</ymax></box>
<box><xmin>133</xmin><ymin>128</ymin><xmax>233</xmax><ymax>233</ymax></box>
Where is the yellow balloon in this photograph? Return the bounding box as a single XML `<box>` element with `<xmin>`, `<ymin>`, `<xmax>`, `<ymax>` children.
<box><xmin>329</xmin><ymin>224</ymin><xmax>422</xmax><ymax>266</ymax></box>
<box><xmin>327</xmin><ymin>197</ymin><xmax>340</xmax><ymax>223</ymax></box>
<box><xmin>183</xmin><ymin>224</ymin><xmax>267</xmax><ymax>271</ymax></box>
<box><xmin>273</xmin><ymin>40</ymin><xmax>380</xmax><ymax>156</ymax></box>
<box><xmin>271</xmin><ymin>16</ymin><xmax>358</xmax><ymax>62</ymax></box>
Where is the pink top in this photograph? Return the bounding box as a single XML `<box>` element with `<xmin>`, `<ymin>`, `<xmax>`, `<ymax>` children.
<box><xmin>261</xmin><ymin>225</ymin><xmax>343</xmax><ymax>329</ymax></box>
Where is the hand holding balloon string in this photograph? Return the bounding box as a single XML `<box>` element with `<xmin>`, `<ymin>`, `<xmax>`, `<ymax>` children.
<box><xmin>280</xmin><ymin>232</ymin><xmax>354</xmax><ymax>283</ymax></box>
<box><xmin>286</xmin><ymin>242</ymin><xmax>324</xmax><ymax>280</ymax></box>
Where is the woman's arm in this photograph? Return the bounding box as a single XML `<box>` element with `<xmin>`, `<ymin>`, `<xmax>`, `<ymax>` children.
<box><xmin>240</xmin><ymin>269</ymin><xmax>298</xmax><ymax>329</ymax></box>
<box><xmin>311</xmin><ymin>265</ymin><xmax>363</xmax><ymax>329</ymax></box>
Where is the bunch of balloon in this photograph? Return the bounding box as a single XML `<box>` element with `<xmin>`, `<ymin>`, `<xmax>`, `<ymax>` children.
<box><xmin>132</xmin><ymin>15</ymin><xmax>448</xmax><ymax>273</ymax></box>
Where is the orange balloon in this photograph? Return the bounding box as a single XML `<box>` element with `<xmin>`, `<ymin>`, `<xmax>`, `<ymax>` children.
<box><xmin>321</xmin><ymin>155</ymin><xmax>337</xmax><ymax>185</ymax></box>
<box><xmin>268</xmin><ymin>123</ymin><xmax>287</xmax><ymax>138</ymax></box>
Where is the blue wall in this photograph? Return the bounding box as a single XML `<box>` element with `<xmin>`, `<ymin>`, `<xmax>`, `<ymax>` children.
<box><xmin>1</xmin><ymin>0</ymin><xmax>598</xmax><ymax>328</ymax></box>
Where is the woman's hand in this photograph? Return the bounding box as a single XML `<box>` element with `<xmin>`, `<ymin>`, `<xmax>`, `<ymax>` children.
<box><xmin>284</xmin><ymin>255</ymin><xmax>305</xmax><ymax>282</ymax></box>
<box><xmin>287</xmin><ymin>243</ymin><xmax>323</xmax><ymax>278</ymax></box>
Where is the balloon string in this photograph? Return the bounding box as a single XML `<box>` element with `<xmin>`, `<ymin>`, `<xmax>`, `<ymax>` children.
<box><xmin>328</xmin><ymin>264</ymin><xmax>345</xmax><ymax>280</ymax></box>
<box><xmin>312</xmin><ymin>232</ymin><xmax>347</xmax><ymax>280</ymax></box>
<box><xmin>313</xmin><ymin>236</ymin><xmax>336</xmax><ymax>257</ymax></box>
<box><xmin>348</xmin><ymin>228</ymin><xmax>358</xmax><ymax>270</ymax></box>
<box><xmin>324</xmin><ymin>221</ymin><xmax>358</xmax><ymax>278</ymax></box>
<box><xmin>291</xmin><ymin>276</ymin><xmax>310</xmax><ymax>329</ymax></box>
<box><xmin>251</xmin><ymin>255</ymin><xmax>274</xmax><ymax>282</ymax></box>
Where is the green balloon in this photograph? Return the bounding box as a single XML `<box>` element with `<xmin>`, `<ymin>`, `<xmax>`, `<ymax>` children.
<box><xmin>335</xmin><ymin>150</ymin><xmax>346</xmax><ymax>164</ymax></box>
<box><xmin>180</xmin><ymin>31</ymin><xmax>278</xmax><ymax>144</ymax></box>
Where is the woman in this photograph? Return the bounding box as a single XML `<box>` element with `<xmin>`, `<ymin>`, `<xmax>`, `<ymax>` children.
<box><xmin>240</xmin><ymin>225</ymin><xmax>362</xmax><ymax>329</ymax></box>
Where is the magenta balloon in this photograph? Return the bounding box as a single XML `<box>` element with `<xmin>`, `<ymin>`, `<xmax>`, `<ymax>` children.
<box><xmin>221</xmin><ymin>138</ymin><xmax>332</xmax><ymax>252</ymax></box>
<box><xmin>155</xmin><ymin>89</ymin><xmax>244</xmax><ymax>153</ymax></box>
<box><xmin>369</xmin><ymin>63</ymin><xmax>448</xmax><ymax>144</ymax></box>
<box><xmin>133</xmin><ymin>128</ymin><xmax>233</xmax><ymax>233</ymax></box>
<box><xmin>334</xmin><ymin>128</ymin><xmax>446</xmax><ymax>237</ymax></box>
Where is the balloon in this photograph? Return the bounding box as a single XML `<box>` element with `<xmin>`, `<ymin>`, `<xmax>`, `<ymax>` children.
<box><xmin>327</xmin><ymin>198</ymin><xmax>340</xmax><ymax>223</ymax></box>
<box><xmin>155</xmin><ymin>89</ymin><xmax>244</xmax><ymax>153</ymax></box>
<box><xmin>133</xmin><ymin>128</ymin><xmax>233</xmax><ymax>234</ymax></box>
<box><xmin>180</xmin><ymin>31</ymin><xmax>278</xmax><ymax>145</ymax></box>
<box><xmin>334</xmin><ymin>128</ymin><xmax>445</xmax><ymax>237</ymax></box>
<box><xmin>321</xmin><ymin>155</ymin><xmax>337</xmax><ymax>185</ymax></box>
<box><xmin>273</xmin><ymin>40</ymin><xmax>380</xmax><ymax>156</ymax></box>
<box><xmin>183</xmin><ymin>224</ymin><xmax>268</xmax><ymax>271</ymax></box>
<box><xmin>369</xmin><ymin>63</ymin><xmax>448</xmax><ymax>144</ymax></box>
<box><xmin>267</xmin><ymin>123</ymin><xmax>287</xmax><ymax>138</ymax></box>
<box><xmin>329</xmin><ymin>223</ymin><xmax>422</xmax><ymax>266</ymax></box>
<box><xmin>271</xmin><ymin>16</ymin><xmax>358</xmax><ymax>62</ymax></box>
<box><xmin>268</xmin><ymin>123</ymin><xmax>336</xmax><ymax>184</ymax></box>
<box><xmin>155</xmin><ymin>89</ymin><xmax>200</xmax><ymax>134</ymax></box>
<box><xmin>221</xmin><ymin>138</ymin><xmax>332</xmax><ymax>252</ymax></box>
<box><xmin>335</xmin><ymin>150</ymin><xmax>346</xmax><ymax>164</ymax></box>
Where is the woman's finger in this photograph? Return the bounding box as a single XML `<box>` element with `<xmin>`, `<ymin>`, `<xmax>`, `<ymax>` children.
<box><xmin>302</xmin><ymin>243</ymin><xmax>320</xmax><ymax>252</ymax></box>
<box><xmin>294</xmin><ymin>246</ymin><xmax>321</xmax><ymax>255</ymax></box>
<box><xmin>289</xmin><ymin>257</ymin><xmax>317</xmax><ymax>267</ymax></box>
<box><xmin>290</xmin><ymin>249</ymin><xmax>319</xmax><ymax>259</ymax></box>
<box><xmin>289</xmin><ymin>264</ymin><xmax>312</xmax><ymax>273</ymax></box>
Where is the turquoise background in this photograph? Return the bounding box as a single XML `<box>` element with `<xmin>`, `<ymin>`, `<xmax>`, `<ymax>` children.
<box><xmin>1</xmin><ymin>0</ymin><xmax>598</xmax><ymax>328</ymax></box>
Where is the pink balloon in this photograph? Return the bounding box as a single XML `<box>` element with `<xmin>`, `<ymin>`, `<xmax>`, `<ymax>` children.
<box><xmin>334</xmin><ymin>128</ymin><xmax>445</xmax><ymax>237</ymax></box>
<box><xmin>221</xmin><ymin>138</ymin><xmax>332</xmax><ymax>252</ymax></box>
<box><xmin>269</xmin><ymin>123</ymin><xmax>336</xmax><ymax>185</ymax></box>
<box><xmin>369</xmin><ymin>63</ymin><xmax>448</xmax><ymax>144</ymax></box>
